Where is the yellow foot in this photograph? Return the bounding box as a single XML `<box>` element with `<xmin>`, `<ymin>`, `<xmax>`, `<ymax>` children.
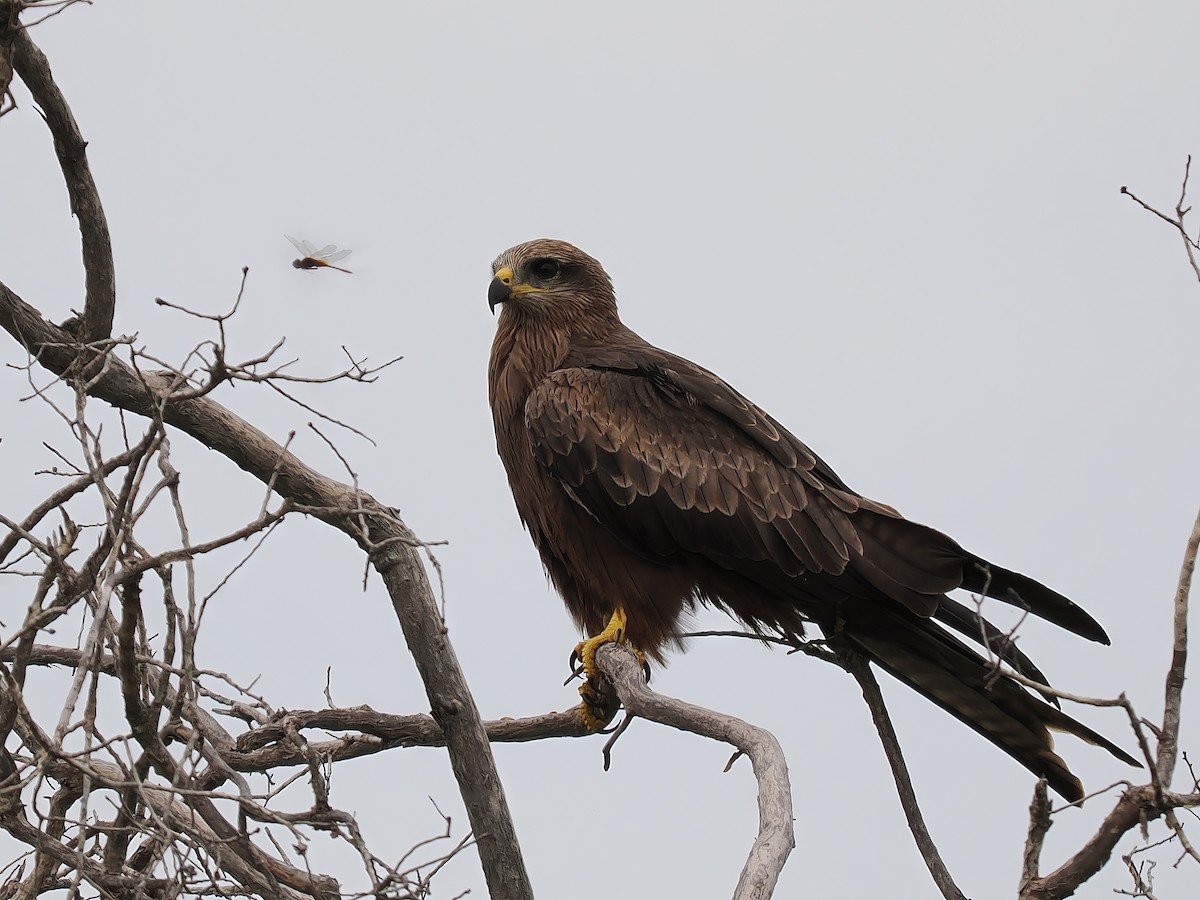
<box><xmin>571</xmin><ymin>609</ymin><xmax>649</xmax><ymax>732</ymax></box>
<box><xmin>573</xmin><ymin>609</ymin><xmax>631</xmax><ymax>681</ymax></box>
<box><xmin>578</xmin><ymin>680</ymin><xmax>620</xmax><ymax>731</ymax></box>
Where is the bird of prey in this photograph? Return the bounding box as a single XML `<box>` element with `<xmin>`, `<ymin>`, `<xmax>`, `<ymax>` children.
<box><xmin>486</xmin><ymin>238</ymin><xmax>1137</xmax><ymax>801</ymax></box>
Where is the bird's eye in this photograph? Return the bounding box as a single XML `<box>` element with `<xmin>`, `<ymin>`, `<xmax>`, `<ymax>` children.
<box><xmin>528</xmin><ymin>258</ymin><xmax>561</xmax><ymax>281</ymax></box>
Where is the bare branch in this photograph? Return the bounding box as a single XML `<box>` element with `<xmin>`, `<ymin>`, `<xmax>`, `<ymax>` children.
<box><xmin>1020</xmin><ymin>781</ymin><xmax>1053</xmax><ymax>892</ymax></box>
<box><xmin>110</xmin><ymin>502</ymin><xmax>290</xmax><ymax>587</ymax></box>
<box><xmin>1016</xmin><ymin>159</ymin><xmax>1200</xmax><ymax>900</ymax></box>
<box><xmin>0</xmin><ymin>441</ymin><xmax>159</xmax><ymax>568</ymax></box>
<box><xmin>1121</xmin><ymin>156</ymin><xmax>1200</xmax><ymax>286</ymax></box>
<box><xmin>1019</xmin><ymin>786</ymin><xmax>1200</xmax><ymax>900</ymax></box>
<box><xmin>833</xmin><ymin>641</ymin><xmax>967</xmax><ymax>900</ymax></box>
<box><xmin>9</xmin><ymin>28</ymin><xmax>115</xmax><ymax>342</ymax></box>
<box><xmin>1159</xmin><ymin>504</ymin><xmax>1198</xmax><ymax>784</ymax></box>
<box><xmin>681</xmin><ymin>629</ymin><xmax>841</xmax><ymax>666</ymax></box>
<box><xmin>595</xmin><ymin>643</ymin><xmax>794</xmax><ymax>900</ymax></box>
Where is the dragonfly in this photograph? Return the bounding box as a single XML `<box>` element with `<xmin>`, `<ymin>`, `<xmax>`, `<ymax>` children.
<box><xmin>286</xmin><ymin>234</ymin><xmax>353</xmax><ymax>273</ymax></box>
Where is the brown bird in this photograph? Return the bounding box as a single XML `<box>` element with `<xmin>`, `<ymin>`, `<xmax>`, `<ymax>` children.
<box><xmin>486</xmin><ymin>238</ymin><xmax>1137</xmax><ymax>801</ymax></box>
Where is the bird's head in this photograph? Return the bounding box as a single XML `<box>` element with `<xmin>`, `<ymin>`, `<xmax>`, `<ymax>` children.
<box><xmin>488</xmin><ymin>239</ymin><xmax>618</xmax><ymax>331</ymax></box>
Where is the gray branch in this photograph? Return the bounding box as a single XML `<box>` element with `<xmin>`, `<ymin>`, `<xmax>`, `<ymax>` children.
<box><xmin>596</xmin><ymin>643</ymin><xmax>794</xmax><ymax>900</ymax></box>
<box><xmin>835</xmin><ymin>642</ymin><xmax>966</xmax><ymax>900</ymax></box>
<box><xmin>10</xmin><ymin>28</ymin><xmax>115</xmax><ymax>342</ymax></box>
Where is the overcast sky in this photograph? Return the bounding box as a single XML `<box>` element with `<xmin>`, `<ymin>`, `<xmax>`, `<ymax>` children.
<box><xmin>5</xmin><ymin>3</ymin><xmax>1200</xmax><ymax>898</ymax></box>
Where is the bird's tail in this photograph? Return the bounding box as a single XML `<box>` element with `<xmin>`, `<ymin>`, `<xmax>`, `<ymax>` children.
<box><xmin>835</xmin><ymin>602</ymin><xmax>1139</xmax><ymax>802</ymax></box>
<box><xmin>849</xmin><ymin>510</ymin><xmax>1112</xmax><ymax>643</ymax></box>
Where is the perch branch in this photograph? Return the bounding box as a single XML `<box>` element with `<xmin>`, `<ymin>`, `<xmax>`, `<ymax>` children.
<box><xmin>595</xmin><ymin>643</ymin><xmax>794</xmax><ymax>900</ymax></box>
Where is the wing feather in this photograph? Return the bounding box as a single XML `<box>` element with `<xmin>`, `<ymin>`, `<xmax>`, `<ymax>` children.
<box><xmin>524</xmin><ymin>350</ymin><xmax>1111</xmax><ymax>645</ymax></box>
<box><xmin>525</xmin><ymin>366</ymin><xmax>851</xmax><ymax>580</ymax></box>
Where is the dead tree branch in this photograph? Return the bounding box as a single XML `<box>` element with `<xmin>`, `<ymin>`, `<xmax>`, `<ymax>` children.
<box><xmin>595</xmin><ymin>643</ymin><xmax>794</xmax><ymax>900</ymax></box>
<box><xmin>1121</xmin><ymin>156</ymin><xmax>1200</xmax><ymax>284</ymax></box>
<box><xmin>834</xmin><ymin>641</ymin><xmax>967</xmax><ymax>900</ymax></box>
<box><xmin>0</xmin><ymin>644</ymin><xmax>590</xmax><ymax>768</ymax></box>
<box><xmin>1159</xmin><ymin>503</ymin><xmax>1198</xmax><ymax>786</ymax></box>
<box><xmin>9</xmin><ymin>26</ymin><xmax>114</xmax><ymax>342</ymax></box>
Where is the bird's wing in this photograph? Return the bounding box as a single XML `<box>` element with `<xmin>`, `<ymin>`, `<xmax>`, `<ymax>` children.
<box><xmin>842</xmin><ymin>600</ymin><xmax>1139</xmax><ymax>802</ymax></box>
<box><xmin>525</xmin><ymin>360</ymin><xmax>962</xmax><ymax>618</ymax></box>
<box><xmin>529</xmin><ymin>346</ymin><xmax>1108</xmax><ymax>640</ymax></box>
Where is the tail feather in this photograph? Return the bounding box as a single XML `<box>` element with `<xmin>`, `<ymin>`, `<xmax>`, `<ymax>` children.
<box><xmin>932</xmin><ymin>596</ymin><xmax>1057</xmax><ymax>704</ymax></box>
<box><xmin>837</xmin><ymin>601</ymin><xmax>1138</xmax><ymax>802</ymax></box>
<box><xmin>1036</xmin><ymin>701</ymin><xmax>1140</xmax><ymax>767</ymax></box>
<box><xmin>853</xmin><ymin>510</ymin><xmax>1111</xmax><ymax>645</ymax></box>
<box><xmin>962</xmin><ymin>557</ymin><xmax>1111</xmax><ymax>645</ymax></box>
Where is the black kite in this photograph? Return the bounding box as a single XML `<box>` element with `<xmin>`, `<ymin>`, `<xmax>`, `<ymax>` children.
<box><xmin>486</xmin><ymin>238</ymin><xmax>1136</xmax><ymax>801</ymax></box>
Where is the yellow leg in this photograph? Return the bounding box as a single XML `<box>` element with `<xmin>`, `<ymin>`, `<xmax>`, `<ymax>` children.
<box><xmin>577</xmin><ymin>680</ymin><xmax>619</xmax><ymax>732</ymax></box>
<box><xmin>574</xmin><ymin>609</ymin><xmax>630</xmax><ymax>681</ymax></box>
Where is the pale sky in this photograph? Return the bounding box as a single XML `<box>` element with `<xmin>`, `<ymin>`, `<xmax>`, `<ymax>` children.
<box><xmin>5</xmin><ymin>3</ymin><xmax>1200</xmax><ymax>898</ymax></box>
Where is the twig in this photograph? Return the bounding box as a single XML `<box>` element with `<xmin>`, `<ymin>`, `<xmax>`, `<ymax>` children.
<box><xmin>1121</xmin><ymin>156</ymin><xmax>1200</xmax><ymax>286</ymax></box>
<box><xmin>680</xmin><ymin>629</ymin><xmax>841</xmax><ymax>666</ymax></box>
<box><xmin>110</xmin><ymin>502</ymin><xmax>291</xmax><ymax>587</ymax></box>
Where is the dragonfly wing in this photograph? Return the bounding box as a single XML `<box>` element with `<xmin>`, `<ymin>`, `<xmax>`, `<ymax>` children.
<box><xmin>285</xmin><ymin>234</ymin><xmax>307</xmax><ymax>254</ymax></box>
<box><xmin>312</xmin><ymin>244</ymin><xmax>336</xmax><ymax>258</ymax></box>
<box><xmin>325</xmin><ymin>248</ymin><xmax>352</xmax><ymax>262</ymax></box>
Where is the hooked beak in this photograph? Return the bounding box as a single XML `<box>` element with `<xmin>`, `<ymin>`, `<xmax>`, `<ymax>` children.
<box><xmin>488</xmin><ymin>270</ymin><xmax>512</xmax><ymax>313</ymax></box>
<box><xmin>488</xmin><ymin>265</ymin><xmax>544</xmax><ymax>314</ymax></box>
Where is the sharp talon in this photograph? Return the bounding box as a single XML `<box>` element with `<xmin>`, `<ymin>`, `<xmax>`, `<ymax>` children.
<box><xmin>642</xmin><ymin>659</ymin><xmax>652</xmax><ymax>683</ymax></box>
<box><xmin>577</xmin><ymin>680</ymin><xmax>620</xmax><ymax>731</ymax></box>
<box><xmin>566</xmin><ymin>648</ymin><xmax>584</xmax><ymax>684</ymax></box>
<box><xmin>567</xmin><ymin>610</ymin><xmax>639</xmax><ymax>731</ymax></box>
<box><xmin>572</xmin><ymin>609</ymin><xmax>637</xmax><ymax>679</ymax></box>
